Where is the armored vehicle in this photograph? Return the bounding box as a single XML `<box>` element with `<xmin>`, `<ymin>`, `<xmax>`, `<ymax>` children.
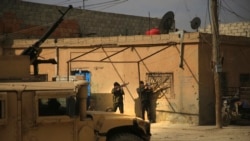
<box><xmin>0</xmin><ymin>5</ymin><xmax>150</xmax><ymax>141</ymax></box>
<box><xmin>0</xmin><ymin>73</ymin><xmax>150</xmax><ymax>141</ymax></box>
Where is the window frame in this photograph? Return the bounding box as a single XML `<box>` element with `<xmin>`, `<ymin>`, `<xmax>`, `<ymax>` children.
<box><xmin>0</xmin><ymin>92</ymin><xmax>7</xmax><ymax>125</ymax></box>
<box><xmin>146</xmin><ymin>72</ymin><xmax>174</xmax><ymax>98</ymax></box>
<box><xmin>35</xmin><ymin>90</ymin><xmax>76</xmax><ymax>123</ymax></box>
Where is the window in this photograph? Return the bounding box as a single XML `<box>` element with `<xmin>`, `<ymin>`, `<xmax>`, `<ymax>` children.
<box><xmin>0</xmin><ymin>92</ymin><xmax>7</xmax><ymax>124</ymax></box>
<box><xmin>146</xmin><ymin>72</ymin><xmax>174</xmax><ymax>111</ymax></box>
<box><xmin>36</xmin><ymin>91</ymin><xmax>77</xmax><ymax>118</ymax></box>
<box><xmin>240</xmin><ymin>73</ymin><xmax>250</xmax><ymax>87</ymax></box>
<box><xmin>146</xmin><ymin>72</ymin><xmax>174</xmax><ymax>98</ymax></box>
<box><xmin>38</xmin><ymin>97</ymin><xmax>67</xmax><ymax>116</ymax></box>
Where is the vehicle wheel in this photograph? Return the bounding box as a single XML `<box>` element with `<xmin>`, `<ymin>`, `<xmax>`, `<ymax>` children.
<box><xmin>108</xmin><ymin>133</ymin><xmax>144</xmax><ymax>141</ymax></box>
<box><xmin>222</xmin><ymin>112</ymin><xmax>230</xmax><ymax>126</ymax></box>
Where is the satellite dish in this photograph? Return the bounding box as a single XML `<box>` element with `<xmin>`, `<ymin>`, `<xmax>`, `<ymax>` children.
<box><xmin>190</xmin><ymin>17</ymin><xmax>201</xmax><ymax>30</ymax></box>
<box><xmin>159</xmin><ymin>11</ymin><xmax>175</xmax><ymax>34</ymax></box>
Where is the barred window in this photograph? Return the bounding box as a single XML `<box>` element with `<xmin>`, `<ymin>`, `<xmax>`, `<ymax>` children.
<box><xmin>146</xmin><ymin>72</ymin><xmax>174</xmax><ymax>98</ymax></box>
<box><xmin>146</xmin><ymin>72</ymin><xmax>174</xmax><ymax>111</ymax></box>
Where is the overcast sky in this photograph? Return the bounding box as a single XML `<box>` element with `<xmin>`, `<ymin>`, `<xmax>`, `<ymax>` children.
<box><xmin>23</xmin><ymin>0</ymin><xmax>250</xmax><ymax>31</ymax></box>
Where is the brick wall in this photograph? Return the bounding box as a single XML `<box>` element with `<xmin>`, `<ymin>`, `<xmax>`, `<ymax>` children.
<box><xmin>200</xmin><ymin>22</ymin><xmax>250</xmax><ymax>37</ymax></box>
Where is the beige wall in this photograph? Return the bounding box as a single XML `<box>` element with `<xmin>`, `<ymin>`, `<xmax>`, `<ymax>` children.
<box><xmin>5</xmin><ymin>32</ymin><xmax>250</xmax><ymax>125</ymax></box>
<box><xmin>8</xmin><ymin>33</ymin><xmax>201</xmax><ymax>124</ymax></box>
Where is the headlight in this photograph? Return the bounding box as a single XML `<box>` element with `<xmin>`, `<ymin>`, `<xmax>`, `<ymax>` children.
<box><xmin>133</xmin><ymin>118</ymin><xmax>151</xmax><ymax>135</ymax></box>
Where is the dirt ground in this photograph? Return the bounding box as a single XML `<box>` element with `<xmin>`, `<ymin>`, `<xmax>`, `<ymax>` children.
<box><xmin>151</xmin><ymin>121</ymin><xmax>250</xmax><ymax>141</ymax></box>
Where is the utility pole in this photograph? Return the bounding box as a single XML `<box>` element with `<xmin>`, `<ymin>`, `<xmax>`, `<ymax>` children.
<box><xmin>83</xmin><ymin>0</ymin><xmax>85</xmax><ymax>9</ymax></box>
<box><xmin>210</xmin><ymin>0</ymin><xmax>222</xmax><ymax>128</ymax></box>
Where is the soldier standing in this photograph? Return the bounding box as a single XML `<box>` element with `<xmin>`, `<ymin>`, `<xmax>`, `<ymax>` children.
<box><xmin>137</xmin><ymin>81</ymin><xmax>153</xmax><ymax>121</ymax></box>
<box><xmin>111</xmin><ymin>82</ymin><xmax>125</xmax><ymax>114</ymax></box>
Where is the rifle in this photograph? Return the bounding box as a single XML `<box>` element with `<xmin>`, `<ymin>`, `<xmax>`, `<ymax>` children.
<box><xmin>120</xmin><ymin>82</ymin><xmax>129</xmax><ymax>87</ymax></box>
<box><xmin>21</xmin><ymin>5</ymin><xmax>73</xmax><ymax>75</ymax></box>
<box><xmin>114</xmin><ymin>82</ymin><xmax>129</xmax><ymax>91</ymax></box>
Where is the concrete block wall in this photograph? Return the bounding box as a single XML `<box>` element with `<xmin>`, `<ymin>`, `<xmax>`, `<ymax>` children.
<box><xmin>0</xmin><ymin>0</ymin><xmax>80</xmax><ymax>42</ymax></box>
<box><xmin>0</xmin><ymin>0</ymin><xmax>160</xmax><ymax>42</ymax></box>
<box><xmin>1</xmin><ymin>0</ymin><xmax>248</xmax><ymax>45</ymax></box>
<box><xmin>200</xmin><ymin>22</ymin><xmax>250</xmax><ymax>37</ymax></box>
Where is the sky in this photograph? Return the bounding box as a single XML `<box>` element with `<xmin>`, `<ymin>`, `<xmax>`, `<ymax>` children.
<box><xmin>22</xmin><ymin>0</ymin><xmax>250</xmax><ymax>31</ymax></box>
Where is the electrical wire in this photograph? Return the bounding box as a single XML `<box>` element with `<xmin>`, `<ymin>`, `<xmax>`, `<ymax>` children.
<box><xmin>229</xmin><ymin>0</ymin><xmax>250</xmax><ymax>14</ymax></box>
<box><xmin>207</xmin><ymin>0</ymin><xmax>211</xmax><ymax>30</ymax></box>
<box><xmin>55</xmin><ymin>0</ymin><xmax>72</xmax><ymax>6</ymax></box>
<box><xmin>183</xmin><ymin>0</ymin><xmax>191</xmax><ymax>20</ymax></box>
<box><xmin>56</xmin><ymin>0</ymin><xmax>127</xmax><ymax>10</ymax></box>
<box><xmin>202</xmin><ymin>0</ymin><xmax>209</xmax><ymax>32</ymax></box>
<box><xmin>0</xmin><ymin>0</ymin><xmax>128</xmax><ymax>40</ymax></box>
<box><xmin>173</xmin><ymin>0</ymin><xmax>181</xmax><ymax>14</ymax></box>
<box><xmin>220</xmin><ymin>0</ymin><xmax>249</xmax><ymax>21</ymax></box>
<box><xmin>88</xmin><ymin>0</ymin><xmax>127</xmax><ymax>11</ymax></box>
<box><xmin>58</xmin><ymin>0</ymin><xmax>82</xmax><ymax>5</ymax></box>
<box><xmin>218</xmin><ymin>0</ymin><xmax>222</xmax><ymax>22</ymax></box>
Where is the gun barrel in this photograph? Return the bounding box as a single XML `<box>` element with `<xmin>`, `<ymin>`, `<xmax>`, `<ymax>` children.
<box><xmin>35</xmin><ymin>5</ymin><xmax>73</xmax><ymax>47</ymax></box>
<box><xmin>20</xmin><ymin>5</ymin><xmax>73</xmax><ymax>75</ymax></box>
<box><xmin>21</xmin><ymin>5</ymin><xmax>73</xmax><ymax>60</ymax></box>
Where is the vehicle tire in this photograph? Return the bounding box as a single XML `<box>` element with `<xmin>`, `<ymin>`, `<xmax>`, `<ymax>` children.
<box><xmin>108</xmin><ymin>133</ymin><xmax>144</xmax><ymax>141</ymax></box>
<box><xmin>222</xmin><ymin>112</ymin><xmax>230</xmax><ymax>126</ymax></box>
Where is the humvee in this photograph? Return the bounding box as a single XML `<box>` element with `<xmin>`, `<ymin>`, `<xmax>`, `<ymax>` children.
<box><xmin>0</xmin><ymin>77</ymin><xmax>151</xmax><ymax>141</ymax></box>
<box><xmin>0</xmin><ymin>5</ymin><xmax>150</xmax><ymax>141</ymax></box>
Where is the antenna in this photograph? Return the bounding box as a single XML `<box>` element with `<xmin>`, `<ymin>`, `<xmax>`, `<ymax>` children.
<box><xmin>159</xmin><ymin>11</ymin><xmax>175</xmax><ymax>34</ymax></box>
<box><xmin>190</xmin><ymin>17</ymin><xmax>201</xmax><ymax>31</ymax></box>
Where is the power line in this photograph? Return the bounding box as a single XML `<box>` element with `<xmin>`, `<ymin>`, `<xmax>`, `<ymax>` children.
<box><xmin>229</xmin><ymin>0</ymin><xmax>250</xmax><ymax>14</ymax></box>
<box><xmin>220</xmin><ymin>0</ymin><xmax>249</xmax><ymax>21</ymax></box>
<box><xmin>0</xmin><ymin>0</ymin><xmax>128</xmax><ymax>39</ymax></box>
<box><xmin>203</xmin><ymin>0</ymin><xmax>210</xmax><ymax>32</ymax></box>
<box><xmin>57</xmin><ymin>0</ymin><xmax>128</xmax><ymax>10</ymax></box>
<box><xmin>85</xmin><ymin>0</ymin><xmax>128</xmax><ymax>10</ymax></box>
<box><xmin>183</xmin><ymin>0</ymin><xmax>191</xmax><ymax>20</ymax></box>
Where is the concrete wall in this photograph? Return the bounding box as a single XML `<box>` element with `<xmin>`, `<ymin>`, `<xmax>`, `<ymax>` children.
<box><xmin>2</xmin><ymin>22</ymin><xmax>250</xmax><ymax>125</ymax></box>
<box><xmin>0</xmin><ymin>0</ymin><xmax>160</xmax><ymax>45</ymax></box>
<box><xmin>6</xmin><ymin>33</ymin><xmax>199</xmax><ymax>124</ymax></box>
<box><xmin>3</xmin><ymin>32</ymin><xmax>250</xmax><ymax>125</ymax></box>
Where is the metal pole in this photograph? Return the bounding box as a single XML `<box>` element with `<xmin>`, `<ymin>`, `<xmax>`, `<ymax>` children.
<box><xmin>210</xmin><ymin>0</ymin><xmax>222</xmax><ymax>128</ymax></box>
<box><xmin>83</xmin><ymin>0</ymin><xmax>85</xmax><ymax>9</ymax></box>
<box><xmin>137</xmin><ymin>62</ymin><xmax>141</xmax><ymax>84</ymax></box>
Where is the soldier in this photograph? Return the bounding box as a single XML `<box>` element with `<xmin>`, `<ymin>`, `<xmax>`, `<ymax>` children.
<box><xmin>111</xmin><ymin>82</ymin><xmax>125</xmax><ymax>113</ymax></box>
<box><xmin>137</xmin><ymin>81</ymin><xmax>153</xmax><ymax>121</ymax></box>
